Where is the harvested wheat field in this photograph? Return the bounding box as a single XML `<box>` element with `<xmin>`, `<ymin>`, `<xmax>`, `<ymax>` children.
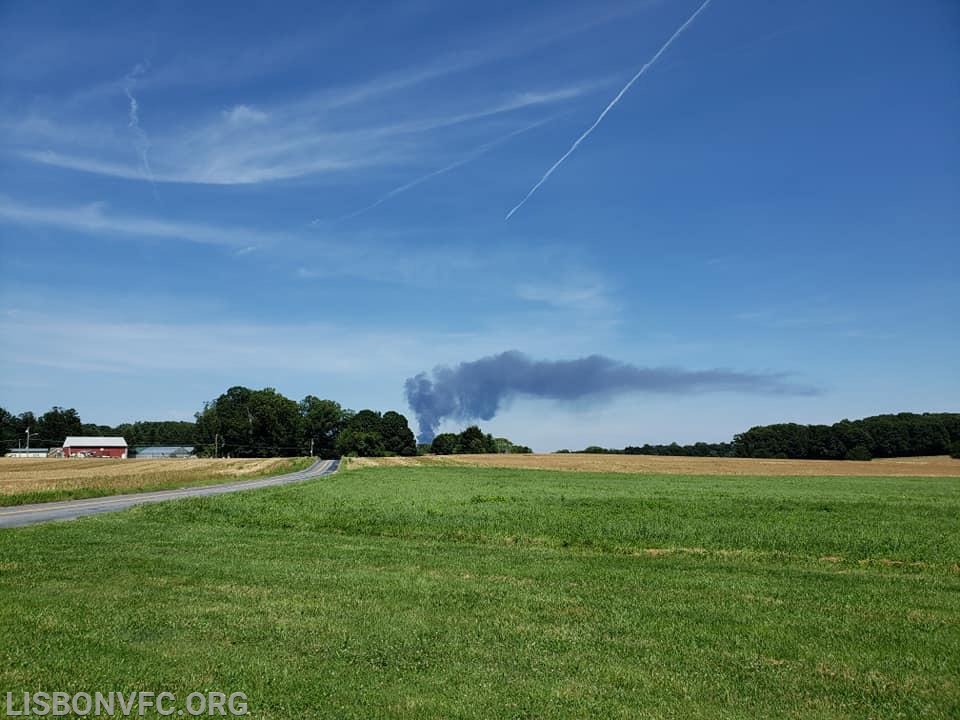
<box><xmin>349</xmin><ymin>453</ymin><xmax>960</xmax><ymax>477</ymax></box>
<box><xmin>0</xmin><ymin>457</ymin><xmax>310</xmax><ymax>503</ymax></box>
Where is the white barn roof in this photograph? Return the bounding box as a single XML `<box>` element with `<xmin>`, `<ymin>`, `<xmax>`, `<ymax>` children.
<box><xmin>63</xmin><ymin>436</ymin><xmax>128</xmax><ymax>448</ymax></box>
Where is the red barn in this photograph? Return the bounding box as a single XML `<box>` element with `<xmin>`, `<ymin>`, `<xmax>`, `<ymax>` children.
<box><xmin>62</xmin><ymin>436</ymin><xmax>128</xmax><ymax>459</ymax></box>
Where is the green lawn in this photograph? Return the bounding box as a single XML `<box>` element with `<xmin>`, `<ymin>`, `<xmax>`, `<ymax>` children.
<box><xmin>1</xmin><ymin>465</ymin><xmax>958</xmax><ymax>718</ymax></box>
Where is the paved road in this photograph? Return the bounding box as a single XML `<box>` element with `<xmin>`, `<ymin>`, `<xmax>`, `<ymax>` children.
<box><xmin>0</xmin><ymin>458</ymin><xmax>339</xmax><ymax>529</ymax></box>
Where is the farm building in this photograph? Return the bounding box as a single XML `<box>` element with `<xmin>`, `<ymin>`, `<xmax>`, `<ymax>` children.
<box><xmin>5</xmin><ymin>448</ymin><xmax>49</xmax><ymax>458</ymax></box>
<box><xmin>62</xmin><ymin>436</ymin><xmax>128</xmax><ymax>459</ymax></box>
<box><xmin>133</xmin><ymin>446</ymin><xmax>195</xmax><ymax>458</ymax></box>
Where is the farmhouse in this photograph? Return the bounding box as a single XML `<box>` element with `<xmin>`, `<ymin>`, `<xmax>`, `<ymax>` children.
<box><xmin>63</xmin><ymin>436</ymin><xmax>128</xmax><ymax>459</ymax></box>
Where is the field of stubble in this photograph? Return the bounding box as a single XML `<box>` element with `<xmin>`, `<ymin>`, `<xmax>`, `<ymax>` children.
<box><xmin>346</xmin><ymin>452</ymin><xmax>960</xmax><ymax>477</ymax></box>
<box><xmin>0</xmin><ymin>457</ymin><xmax>311</xmax><ymax>505</ymax></box>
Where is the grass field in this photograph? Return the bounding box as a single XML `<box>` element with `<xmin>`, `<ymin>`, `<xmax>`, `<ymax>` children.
<box><xmin>1</xmin><ymin>462</ymin><xmax>958</xmax><ymax>718</ymax></box>
<box><xmin>0</xmin><ymin>457</ymin><xmax>313</xmax><ymax>506</ymax></box>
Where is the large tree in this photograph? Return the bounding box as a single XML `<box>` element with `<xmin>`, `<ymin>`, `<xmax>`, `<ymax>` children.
<box><xmin>16</xmin><ymin>412</ymin><xmax>37</xmax><ymax>444</ymax></box>
<box><xmin>115</xmin><ymin>421</ymin><xmax>196</xmax><ymax>447</ymax></box>
<box><xmin>380</xmin><ymin>411</ymin><xmax>417</xmax><ymax>457</ymax></box>
<box><xmin>300</xmin><ymin>396</ymin><xmax>348</xmax><ymax>458</ymax></box>
<box><xmin>0</xmin><ymin>407</ymin><xmax>19</xmax><ymax>448</ymax></box>
<box><xmin>36</xmin><ymin>407</ymin><xmax>83</xmax><ymax>446</ymax></box>
<box><xmin>195</xmin><ymin>386</ymin><xmax>302</xmax><ymax>457</ymax></box>
<box><xmin>430</xmin><ymin>433</ymin><xmax>458</xmax><ymax>455</ymax></box>
<box><xmin>335</xmin><ymin>427</ymin><xmax>385</xmax><ymax>458</ymax></box>
<box><xmin>335</xmin><ymin>410</ymin><xmax>385</xmax><ymax>457</ymax></box>
<box><xmin>456</xmin><ymin>426</ymin><xmax>497</xmax><ymax>454</ymax></box>
<box><xmin>333</xmin><ymin>409</ymin><xmax>417</xmax><ymax>457</ymax></box>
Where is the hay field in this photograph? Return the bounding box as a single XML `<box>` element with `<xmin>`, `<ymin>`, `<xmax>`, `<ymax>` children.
<box><xmin>0</xmin><ymin>457</ymin><xmax>309</xmax><ymax>504</ymax></box>
<box><xmin>347</xmin><ymin>453</ymin><xmax>960</xmax><ymax>477</ymax></box>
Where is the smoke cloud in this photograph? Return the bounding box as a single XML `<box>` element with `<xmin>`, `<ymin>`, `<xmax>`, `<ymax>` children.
<box><xmin>405</xmin><ymin>350</ymin><xmax>818</xmax><ymax>443</ymax></box>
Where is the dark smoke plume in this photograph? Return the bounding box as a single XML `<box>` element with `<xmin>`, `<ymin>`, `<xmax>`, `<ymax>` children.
<box><xmin>404</xmin><ymin>350</ymin><xmax>819</xmax><ymax>443</ymax></box>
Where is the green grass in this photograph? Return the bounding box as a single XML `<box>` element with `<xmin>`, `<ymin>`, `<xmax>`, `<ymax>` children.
<box><xmin>1</xmin><ymin>465</ymin><xmax>958</xmax><ymax>718</ymax></box>
<box><xmin>0</xmin><ymin>457</ymin><xmax>314</xmax><ymax>507</ymax></box>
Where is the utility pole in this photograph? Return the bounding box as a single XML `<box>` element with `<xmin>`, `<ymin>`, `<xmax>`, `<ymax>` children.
<box><xmin>310</xmin><ymin>438</ymin><xmax>314</xmax><ymax>457</ymax></box>
<box><xmin>25</xmin><ymin>427</ymin><xmax>31</xmax><ymax>450</ymax></box>
<box><xmin>214</xmin><ymin>433</ymin><xmax>219</xmax><ymax>459</ymax></box>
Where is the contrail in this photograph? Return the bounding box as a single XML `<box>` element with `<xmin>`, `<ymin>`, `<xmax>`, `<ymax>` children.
<box><xmin>123</xmin><ymin>63</ymin><xmax>157</xmax><ymax>193</ymax></box>
<box><xmin>325</xmin><ymin>118</ymin><xmax>555</xmax><ymax>225</ymax></box>
<box><xmin>505</xmin><ymin>0</ymin><xmax>714</xmax><ymax>220</ymax></box>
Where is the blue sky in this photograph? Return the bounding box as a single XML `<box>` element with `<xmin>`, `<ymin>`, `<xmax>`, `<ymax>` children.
<box><xmin>1</xmin><ymin>0</ymin><xmax>957</xmax><ymax>450</ymax></box>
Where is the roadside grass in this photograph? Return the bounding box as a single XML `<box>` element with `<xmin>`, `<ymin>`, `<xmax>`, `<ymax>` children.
<box><xmin>0</xmin><ymin>457</ymin><xmax>313</xmax><ymax>507</ymax></box>
<box><xmin>1</xmin><ymin>465</ymin><xmax>958</xmax><ymax>718</ymax></box>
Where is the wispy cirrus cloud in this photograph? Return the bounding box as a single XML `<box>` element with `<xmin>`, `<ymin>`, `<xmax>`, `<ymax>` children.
<box><xmin>0</xmin><ymin>306</ymin><xmax>611</xmax><ymax>380</ymax></box>
<box><xmin>0</xmin><ymin>310</ymin><xmax>409</xmax><ymax>375</ymax></box>
<box><xmin>112</xmin><ymin>1</ymin><xmax>645</xmax><ymax>104</ymax></box>
<box><xmin>0</xmin><ymin>195</ymin><xmax>618</xmax><ymax>311</ymax></box>
<box><xmin>0</xmin><ymin>195</ymin><xmax>272</xmax><ymax>248</ymax></box>
<box><xmin>13</xmin><ymin>83</ymin><xmax>589</xmax><ymax>185</ymax></box>
<box><xmin>515</xmin><ymin>280</ymin><xmax>615</xmax><ymax>314</ymax></box>
<box><xmin>1</xmin><ymin>1</ymin><xmax>644</xmax><ymax>189</ymax></box>
<box><xmin>122</xmin><ymin>62</ymin><xmax>156</xmax><ymax>189</ymax></box>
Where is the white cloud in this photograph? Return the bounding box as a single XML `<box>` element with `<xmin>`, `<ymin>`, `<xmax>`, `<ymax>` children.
<box><xmin>222</xmin><ymin>104</ymin><xmax>269</xmax><ymax>126</ymax></box>
<box><xmin>516</xmin><ymin>281</ymin><xmax>614</xmax><ymax>313</ymax></box>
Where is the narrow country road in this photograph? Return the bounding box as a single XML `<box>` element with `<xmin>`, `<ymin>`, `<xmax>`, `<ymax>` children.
<box><xmin>0</xmin><ymin>458</ymin><xmax>339</xmax><ymax>529</ymax></box>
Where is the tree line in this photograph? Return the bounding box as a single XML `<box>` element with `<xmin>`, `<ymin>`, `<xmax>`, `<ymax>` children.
<box><xmin>180</xmin><ymin>386</ymin><xmax>419</xmax><ymax>458</ymax></box>
<box><xmin>1</xmin><ymin>387</ymin><xmax>418</xmax><ymax>459</ymax></box>
<box><xmin>5</xmin><ymin>401</ymin><xmax>956</xmax><ymax>461</ymax></box>
<box><xmin>1</xmin><ymin>392</ymin><xmax>531</xmax><ymax>459</ymax></box>
<box><xmin>571</xmin><ymin>413</ymin><xmax>960</xmax><ymax>460</ymax></box>
<box><xmin>430</xmin><ymin>426</ymin><xmax>532</xmax><ymax>455</ymax></box>
<box><xmin>1</xmin><ymin>406</ymin><xmax>98</xmax><ymax>449</ymax></box>
<box><xmin>572</xmin><ymin>442</ymin><xmax>734</xmax><ymax>457</ymax></box>
<box><xmin>1</xmin><ymin>406</ymin><xmax>204</xmax><ymax>450</ymax></box>
<box><xmin>730</xmin><ymin>413</ymin><xmax>960</xmax><ymax>460</ymax></box>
